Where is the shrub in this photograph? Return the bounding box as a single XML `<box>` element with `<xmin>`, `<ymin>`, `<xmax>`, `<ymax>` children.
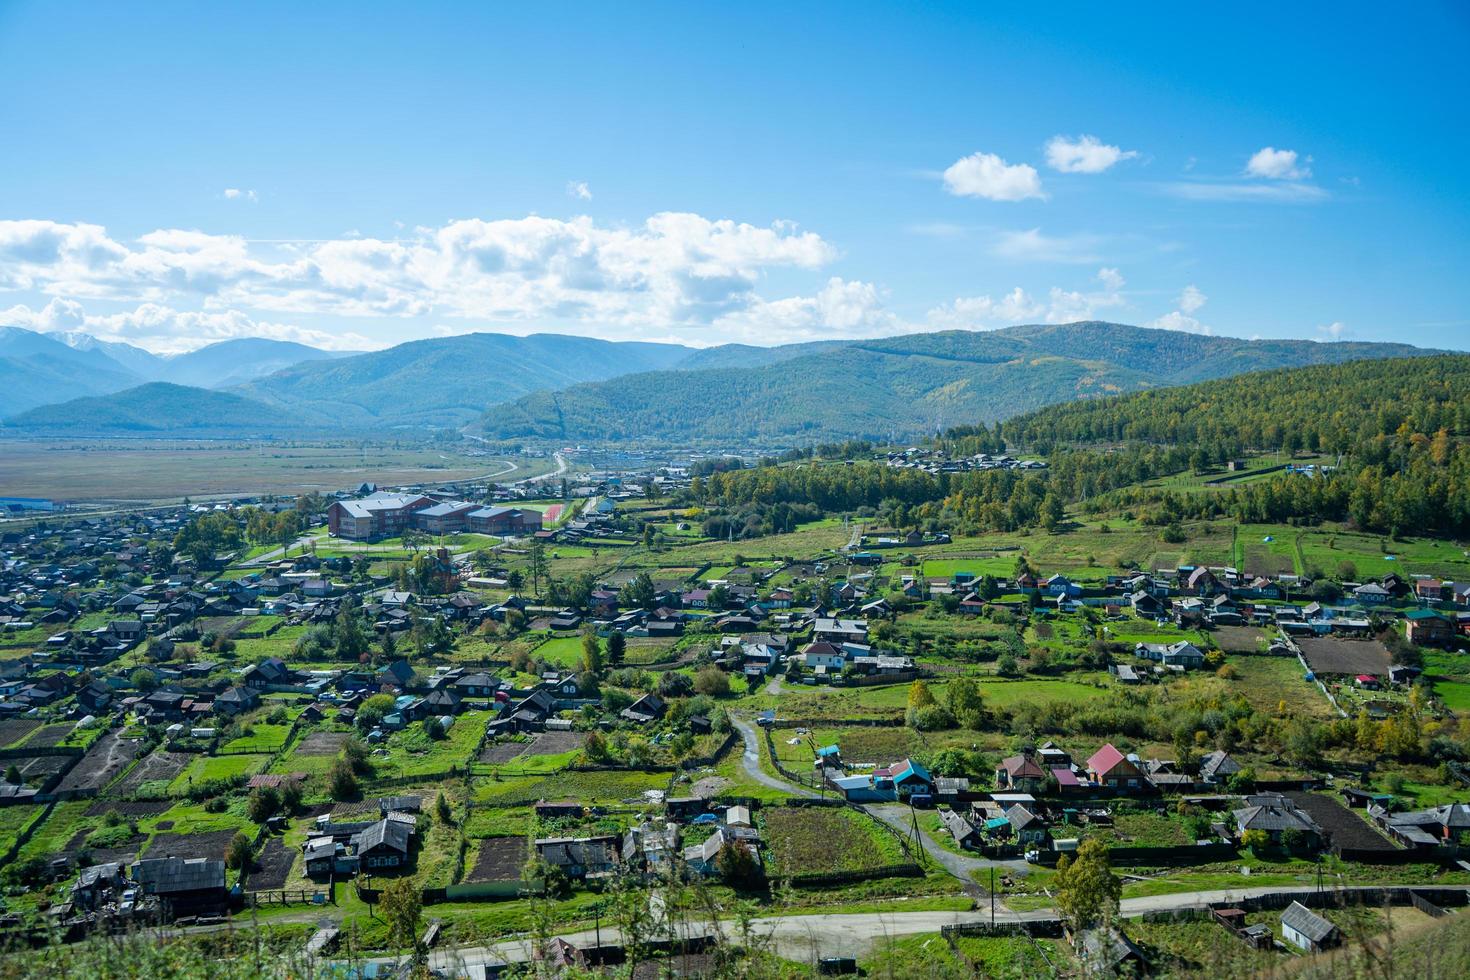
<box><xmin>225</xmin><ymin>831</ymin><xmax>254</xmax><ymax>871</ymax></box>
<box><xmin>693</xmin><ymin>667</ymin><xmax>730</xmax><ymax>697</ymax></box>
<box><xmin>328</xmin><ymin>757</ymin><xmax>359</xmax><ymax>800</ymax></box>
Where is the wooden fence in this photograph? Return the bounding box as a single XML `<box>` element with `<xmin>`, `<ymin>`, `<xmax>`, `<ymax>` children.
<box><xmin>245</xmin><ymin>888</ymin><xmax>329</xmax><ymax>908</ymax></box>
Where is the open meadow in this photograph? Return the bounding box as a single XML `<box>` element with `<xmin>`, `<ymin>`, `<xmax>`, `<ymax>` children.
<box><xmin>0</xmin><ymin>440</ymin><xmax>554</xmax><ymax>502</ymax></box>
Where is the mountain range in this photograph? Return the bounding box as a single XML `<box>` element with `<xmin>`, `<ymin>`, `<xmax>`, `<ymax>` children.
<box><xmin>0</xmin><ymin>328</ymin><xmax>354</xmax><ymax>417</ymax></box>
<box><xmin>476</xmin><ymin>323</ymin><xmax>1442</xmax><ymax>444</ymax></box>
<box><xmin>0</xmin><ymin>322</ymin><xmax>1448</xmax><ymax>443</ymax></box>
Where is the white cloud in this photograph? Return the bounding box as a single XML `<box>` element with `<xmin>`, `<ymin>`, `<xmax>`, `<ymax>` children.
<box><xmin>1246</xmin><ymin>147</ymin><xmax>1311</xmax><ymax>180</ymax></box>
<box><xmin>223</xmin><ymin>188</ymin><xmax>258</xmax><ymax>203</ymax></box>
<box><xmin>566</xmin><ymin>181</ymin><xmax>592</xmax><ymax>201</ymax></box>
<box><xmin>1159</xmin><ymin>181</ymin><xmax>1328</xmax><ymax>203</ymax></box>
<box><xmin>0</xmin><ymin>213</ymin><xmax>839</xmax><ymax>337</ymax></box>
<box><xmin>926</xmin><ymin>287</ymin><xmax>1044</xmax><ymax>330</ymax></box>
<box><xmin>905</xmin><ymin>222</ymin><xmax>968</xmax><ymax>239</ymax></box>
<box><xmin>1179</xmin><ymin>284</ymin><xmax>1206</xmax><ymax>314</ymax></box>
<box><xmin>1044</xmin><ymin>134</ymin><xmax>1137</xmax><ymax>174</ymax></box>
<box><xmin>990</xmin><ymin>227</ymin><xmax>1104</xmax><ymax>264</ymax></box>
<box><xmin>1145</xmin><ymin>284</ymin><xmax>1211</xmax><ymax>335</ymax></box>
<box><xmin>711</xmin><ymin>278</ymin><xmax>898</xmax><ymax>343</ymax></box>
<box><xmin>1045</xmin><ymin>285</ymin><xmax>1125</xmax><ymax>324</ymax></box>
<box><xmin>1318</xmin><ymin>321</ymin><xmax>1347</xmax><ymax>340</ymax></box>
<box><xmin>942</xmin><ymin>152</ymin><xmax>1045</xmax><ymax>202</ymax></box>
<box><xmin>1148</xmin><ymin>310</ymin><xmax>1212</xmax><ymax>335</ymax></box>
<box><xmin>1096</xmin><ymin>267</ymin><xmax>1125</xmax><ymax>291</ymax></box>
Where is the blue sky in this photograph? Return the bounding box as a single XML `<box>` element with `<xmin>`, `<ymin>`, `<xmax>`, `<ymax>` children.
<box><xmin>1</xmin><ymin>1</ymin><xmax>1467</xmax><ymax>352</ymax></box>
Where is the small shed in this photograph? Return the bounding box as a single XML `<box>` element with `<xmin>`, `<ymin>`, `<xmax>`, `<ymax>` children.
<box><xmin>1281</xmin><ymin>901</ymin><xmax>1339</xmax><ymax>951</ymax></box>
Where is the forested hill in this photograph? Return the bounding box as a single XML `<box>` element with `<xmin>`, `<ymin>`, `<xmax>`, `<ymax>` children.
<box><xmin>0</xmin><ymin>383</ymin><xmax>310</xmax><ymax>437</ymax></box>
<box><xmin>1001</xmin><ymin>354</ymin><xmax>1470</xmax><ymax>454</ymax></box>
<box><xmin>480</xmin><ymin>322</ymin><xmax>1439</xmax><ymax>444</ymax></box>
<box><xmin>238</xmin><ymin>332</ymin><xmax>698</xmax><ymax>428</ymax></box>
<box><xmin>987</xmin><ymin>354</ymin><xmax>1470</xmax><ymax>536</ymax></box>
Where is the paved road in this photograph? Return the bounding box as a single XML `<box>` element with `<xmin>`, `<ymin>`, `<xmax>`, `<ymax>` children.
<box><xmin>348</xmin><ymin>882</ymin><xmax>1459</xmax><ymax>972</ymax></box>
<box><xmin>731</xmin><ymin>718</ymin><xmax>818</xmax><ymax>798</ymax></box>
<box><xmin>866</xmin><ymin>803</ymin><xmax>1029</xmax><ymax>882</ymax></box>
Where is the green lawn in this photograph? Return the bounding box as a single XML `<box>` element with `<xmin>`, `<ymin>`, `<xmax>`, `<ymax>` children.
<box><xmin>168</xmin><ymin>753</ymin><xmax>270</xmax><ymax>793</ymax></box>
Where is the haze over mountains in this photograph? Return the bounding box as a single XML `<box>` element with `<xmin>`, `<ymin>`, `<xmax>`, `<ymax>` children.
<box><xmin>0</xmin><ymin>328</ymin><xmax>354</xmax><ymax>417</ymax></box>
<box><xmin>0</xmin><ymin>322</ymin><xmax>1446</xmax><ymax>442</ymax></box>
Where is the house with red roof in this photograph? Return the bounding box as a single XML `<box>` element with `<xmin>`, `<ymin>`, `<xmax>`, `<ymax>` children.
<box><xmin>1086</xmin><ymin>743</ymin><xmax>1148</xmax><ymax>793</ymax></box>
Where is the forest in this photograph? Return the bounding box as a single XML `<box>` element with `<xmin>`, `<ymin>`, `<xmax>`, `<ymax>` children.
<box><xmin>691</xmin><ymin>356</ymin><xmax>1470</xmax><ymax>538</ymax></box>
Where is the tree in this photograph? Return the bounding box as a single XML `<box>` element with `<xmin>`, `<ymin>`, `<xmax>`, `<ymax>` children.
<box><xmin>224</xmin><ymin>831</ymin><xmax>254</xmax><ymax>871</ymax></box>
<box><xmin>246</xmin><ymin>786</ymin><xmax>280</xmax><ymax>823</ymax></box>
<box><xmin>944</xmin><ymin>676</ymin><xmax>985</xmax><ymax>729</ymax></box>
<box><xmin>693</xmin><ymin>666</ymin><xmax>730</xmax><ymax>697</ymax></box>
<box><xmin>434</xmin><ymin>790</ymin><xmax>452</xmax><ymax>825</ymax></box>
<box><xmin>3</xmin><ymin>765</ymin><xmax>19</xmax><ymax>785</ymax></box>
<box><xmin>1054</xmin><ymin>838</ymin><xmax>1120</xmax><ymax>931</ymax></box>
<box><xmin>623</xmin><ymin>572</ymin><xmax>656</xmax><ymax>610</ymax></box>
<box><xmin>328</xmin><ymin>756</ymin><xmax>359</xmax><ymax>800</ymax></box>
<box><xmin>658</xmin><ymin>672</ymin><xmax>694</xmax><ymax>698</ymax></box>
<box><xmin>1040</xmin><ymin>493</ymin><xmax>1065</xmax><ymax>533</ymax></box>
<box><xmin>715</xmin><ymin>841</ymin><xmax>764</xmax><ymax>889</ymax></box>
<box><xmin>581</xmin><ymin>631</ymin><xmax>603</xmax><ymax>675</ymax></box>
<box><xmin>423</xmin><ymin>716</ymin><xmax>445</xmax><ymax>740</ymax></box>
<box><xmin>356</xmin><ymin>693</ymin><xmax>396</xmax><ymax>731</ymax></box>
<box><xmin>906</xmin><ymin>679</ymin><xmax>936</xmax><ymax>711</ymax></box>
<box><xmin>607</xmin><ymin>630</ymin><xmax>626</xmax><ymax>667</ymax></box>
<box><xmin>1241</xmin><ymin>828</ymin><xmax>1271</xmax><ymax>852</ymax></box>
<box><xmin>584</xmin><ymin>730</ymin><xmax>610</xmax><ymax>762</ymax></box>
<box><xmin>379</xmin><ymin>876</ymin><xmax>422</xmax><ymax>951</ymax></box>
<box><xmin>336</xmin><ymin>602</ymin><xmax>369</xmax><ymax>661</ymax></box>
<box><xmin>528</xmin><ymin>540</ymin><xmax>549</xmax><ymax>596</ymax></box>
<box><xmin>130</xmin><ymin>667</ymin><xmax>158</xmax><ymax>692</ymax></box>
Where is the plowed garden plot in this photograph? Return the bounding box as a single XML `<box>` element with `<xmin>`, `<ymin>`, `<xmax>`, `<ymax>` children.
<box><xmin>109</xmin><ymin>750</ymin><xmax>191</xmax><ymax>797</ymax></box>
<box><xmin>55</xmin><ymin>733</ymin><xmax>143</xmax><ymax>793</ymax></box>
<box><xmin>24</xmin><ymin>723</ymin><xmax>74</xmax><ymax>748</ymax></box>
<box><xmin>85</xmin><ymin>799</ymin><xmax>172</xmax><ymax>819</ymax></box>
<box><xmin>1297</xmin><ymin>637</ymin><xmax>1393</xmax><ymax>677</ymax></box>
<box><xmin>466</xmin><ymin>836</ymin><xmax>528</xmax><ymax>883</ymax></box>
<box><xmin>1214</xmin><ymin>626</ymin><xmax>1269</xmax><ymax>654</ymax></box>
<box><xmin>1241</xmin><ymin>545</ymin><xmax>1295</xmax><ymax>578</ymax></box>
<box><xmin>523</xmin><ymin>731</ymin><xmax>582</xmax><ymax>756</ymax></box>
<box><xmin>13</xmin><ymin>754</ymin><xmax>73</xmax><ymax>782</ymax></box>
<box><xmin>761</xmin><ymin>806</ymin><xmax>903</xmax><ymax>877</ymax></box>
<box><xmin>196</xmin><ymin>616</ymin><xmax>252</xmax><ymax>639</ymax></box>
<box><xmin>295</xmin><ymin>731</ymin><xmax>350</xmax><ymax>756</ymax></box>
<box><xmin>0</xmin><ymin>719</ymin><xmax>39</xmax><ymax>747</ymax></box>
<box><xmin>147</xmin><ymin>829</ymin><xmax>239</xmax><ymax>861</ymax></box>
<box><xmin>246</xmin><ymin>839</ymin><xmax>297</xmax><ymax>891</ymax></box>
<box><xmin>479</xmin><ymin>739</ymin><xmax>530</xmax><ymax>764</ymax></box>
<box><xmin>1284</xmin><ymin>792</ymin><xmax>1397</xmax><ymax>853</ymax></box>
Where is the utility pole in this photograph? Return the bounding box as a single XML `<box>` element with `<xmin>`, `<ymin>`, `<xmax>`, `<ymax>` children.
<box><xmin>908</xmin><ymin>800</ymin><xmax>926</xmax><ymax>865</ymax></box>
<box><xmin>990</xmin><ymin>866</ymin><xmax>996</xmax><ymax>925</ymax></box>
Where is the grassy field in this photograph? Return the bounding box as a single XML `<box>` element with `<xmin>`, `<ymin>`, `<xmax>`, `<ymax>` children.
<box><xmin>0</xmin><ymin>441</ymin><xmax>556</xmax><ymax>502</ymax></box>
<box><xmin>169</xmin><ymin>753</ymin><xmax>271</xmax><ymax>793</ymax></box>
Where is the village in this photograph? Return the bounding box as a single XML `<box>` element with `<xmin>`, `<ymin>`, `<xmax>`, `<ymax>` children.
<box><xmin>1</xmin><ymin>465</ymin><xmax>1469</xmax><ymax>976</ymax></box>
